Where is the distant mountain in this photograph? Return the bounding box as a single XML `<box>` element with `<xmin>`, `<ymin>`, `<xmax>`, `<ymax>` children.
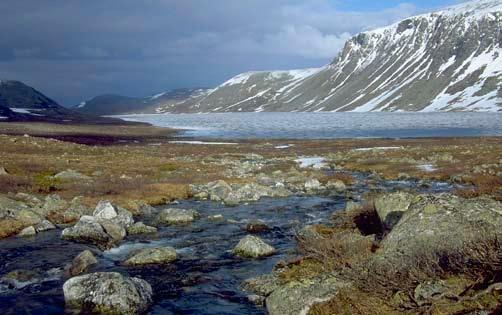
<box><xmin>75</xmin><ymin>88</ymin><xmax>211</xmax><ymax>115</ymax></box>
<box><xmin>167</xmin><ymin>0</ymin><xmax>502</xmax><ymax>113</ymax></box>
<box><xmin>0</xmin><ymin>80</ymin><xmax>124</xmax><ymax>123</ymax></box>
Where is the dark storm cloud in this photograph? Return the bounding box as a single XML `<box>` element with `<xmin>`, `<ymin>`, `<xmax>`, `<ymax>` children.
<box><xmin>0</xmin><ymin>0</ymin><xmax>420</xmax><ymax>105</ymax></box>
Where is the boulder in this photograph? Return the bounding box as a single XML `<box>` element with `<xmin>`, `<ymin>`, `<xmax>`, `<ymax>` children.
<box><xmin>68</xmin><ymin>250</ymin><xmax>98</xmax><ymax>276</ymax></box>
<box><xmin>63</xmin><ymin>272</ymin><xmax>152</xmax><ymax>314</ymax></box>
<box><xmin>93</xmin><ymin>201</ymin><xmax>118</xmax><ymax>220</ymax></box>
<box><xmin>0</xmin><ymin>167</ymin><xmax>9</xmax><ymax>176</ymax></box>
<box><xmin>233</xmin><ymin>235</ymin><xmax>276</xmax><ymax>258</ymax></box>
<box><xmin>374</xmin><ymin>191</ymin><xmax>415</xmax><ymax>230</ymax></box>
<box><xmin>304</xmin><ymin>179</ymin><xmax>322</xmax><ymax>191</ymax></box>
<box><xmin>242</xmin><ymin>274</ymin><xmax>281</xmax><ymax>297</ymax></box>
<box><xmin>41</xmin><ymin>194</ymin><xmax>69</xmax><ymax>216</ymax></box>
<box><xmin>98</xmin><ymin>219</ymin><xmax>126</xmax><ymax>242</ymax></box>
<box><xmin>18</xmin><ymin>226</ymin><xmax>36</xmax><ymax>237</ymax></box>
<box><xmin>126</xmin><ymin>222</ymin><xmax>157</xmax><ymax>235</ymax></box>
<box><xmin>54</xmin><ymin>169</ymin><xmax>91</xmax><ymax>181</ymax></box>
<box><xmin>1</xmin><ymin>269</ymin><xmax>40</xmax><ymax>289</ymax></box>
<box><xmin>379</xmin><ymin>194</ymin><xmax>502</xmax><ymax>263</ymax></box>
<box><xmin>207</xmin><ymin>180</ymin><xmax>233</xmax><ymax>201</ymax></box>
<box><xmin>154</xmin><ymin>208</ymin><xmax>199</xmax><ymax>225</ymax></box>
<box><xmin>14</xmin><ymin>192</ymin><xmax>42</xmax><ymax>207</ymax></box>
<box><xmin>93</xmin><ymin>201</ymin><xmax>134</xmax><ymax>229</ymax></box>
<box><xmin>35</xmin><ymin>219</ymin><xmax>56</xmax><ymax>232</ymax></box>
<box><xmin>326</xmin><ymin>180</ymin><xmax>347</xmax><ymax>192</ymax></box>
<box><xmin>0</xmin><ymin>195</ymin><xmax>42</xmax><ymax>238</ymax></box>
<box><xmin>123</xmin><ymin>247</ymin><xmax>177</xmax><ymax>266</ymax></box>
<box><xmin>61</xmin><ymin>216</ymin><xmax>114</xmax><ymax>250</ymax></box>
<box><xmin>224</xmin><ymin>183</ymin><xmax>291</xmax><ymax>205</ymax></box>
<box><xmin>266</xmin><ymin>275</ymin><xmax>351</xmax><ymax>315</ymax></box>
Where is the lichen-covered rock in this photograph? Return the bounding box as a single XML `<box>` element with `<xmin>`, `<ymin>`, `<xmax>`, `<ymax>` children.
<box><xmin>126</xmin><ymin>222</ymin><xmax>157</xmax><ymax>235</ymax></box>
<box><xmin>0</xmin><ymin>195</ymin><xmax>42</xmax><ymax>238</ymax></box>
<box><xmin>224</xmin><ymin>183</ymin><xmax>291</xmax><ymax>205</ymax></box>
<box><xmin>54</xmin><ymin>169</ymin><xmax>90</xmax><ymax>181</ymax></box>
<box><xmin>18</xmin><ymin>225</ymin><xmax>36</xmax><ymax>237</ymax></box>
<box><xmin>374</xmin><ymin>191</ymin><xmax>415</xmax><ymax>230</ymax></box>
<box><xmin>379</xmin><ymin>194</ymin><xmax>502</xmax><ymax>263</ymax></box>
<box><xmin>326</xmin><ymin>180</ymin><xmax>347</xmax><ymax>192</ymax></box>
<box><xmin>266</xmin><ymin>275</ymin><xmax>351</xmax><ymax>315</ymax></box>
<box><xmin>35</xmin><ymin>219</ymin><xmax>56</xmax><ymax>232</ymax></box>
<box><xmin>68</xmin><ymin>250</ymin><xmax>98</xmax><ymax>276</ymax></box>
<box><xmin>207</xmin><ymin>180</ymin><xmax>233</xmax><ymax>201</ymax></box>
<box><xmin>63</xmin><ymin>272</ymin><xmax>152</xmax><ymax>314</ymax></box>
<box><xmin>123</xmin><ymin>247</ymin><xmax>177</xmax><ymax>266</ymax></box>
<box><xmin>242</xmin><ymin>274</ymin><xmax>281</xmax><ymax>297</ymax></box>
<box><xmin>61</xmin><ymin>216</ymin><xmax>114</xmax><ymax>250</ymax></box>
<box><xmin>98</xmin><ymin>219</ymin><xmax>126</xmax><ymax>242</ymax></box>
<box><xmin>154</xmin><ymin>208</ymin><xmax>199</xmax><ymax>225</ymax></box>
<box><xmin>233</xmin><ymin>235</ymin><xmax>276</xmax><ymax>258</ymax></box>
<box><xmin>93</xmin><ymin>201</ymin><xmax>119</xmax><ymax>220</ymax></box>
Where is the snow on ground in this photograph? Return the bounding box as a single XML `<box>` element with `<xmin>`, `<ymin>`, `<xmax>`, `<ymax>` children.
<box><xmin>150</xmin><ymin>92</ymin><xmax>167</xmax><ymax>100</ymax></box>
<box><xmin>10</xmin><ymin>108</ymin><xmax>31</xmax><ymax>114</ymax></box>
<box><xmin>295</xmin><ymin>157</ymin><xmax>327</xmax><ymax>169</ymax></box>
<box><xmin>275</xmin><ymin>144</ymin><xmax>294</xmax><ymax>149</ymax></box>
<box><xmin>169</xmin><ymin>141</ymin><xmax>238</xmax><ymax>145</ymax></box>
<box><xmin>354</xmin><ymin>146</ymin><xmax>402</xmax><ymax>151</ymax></box>
<box><xmin>417</xmin><ymin>164</ymin><xmax>437</xmax><ymax>172</ymax></box>
<box><xmin>0</xmin><ymin>116</ymin><xmax>7</xmax><ymax>119</ymax></box>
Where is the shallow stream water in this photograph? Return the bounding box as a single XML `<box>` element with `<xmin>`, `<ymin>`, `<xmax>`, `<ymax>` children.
<box><xmin>0</xmin><ymin>178</ymin><xmax>458</xmax><ymax>314</ymax></box>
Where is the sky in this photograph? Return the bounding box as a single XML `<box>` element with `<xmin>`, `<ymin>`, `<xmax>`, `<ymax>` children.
<box><xmin>0</xmin><ymin>0</ymin><xmax>464</xmax><ymax>106</ymax></box>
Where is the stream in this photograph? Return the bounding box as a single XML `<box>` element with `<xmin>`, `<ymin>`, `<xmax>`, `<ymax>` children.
<box><xmin>0</xmin><ymin>177</ymin><xmax>458</xmax><ymax>314</ymax></box>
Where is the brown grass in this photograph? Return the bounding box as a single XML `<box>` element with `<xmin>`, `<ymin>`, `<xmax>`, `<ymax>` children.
<box><xmin>454</xmin><ymin>174</ymin><xmax>502</xmax><ymax>201</ymax></box>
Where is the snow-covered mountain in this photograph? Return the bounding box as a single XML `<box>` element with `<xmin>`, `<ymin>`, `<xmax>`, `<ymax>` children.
<box><xmin>166</xmin><ymin>0</ymin><xmax>502</xmax><ymax>113</ymax></box>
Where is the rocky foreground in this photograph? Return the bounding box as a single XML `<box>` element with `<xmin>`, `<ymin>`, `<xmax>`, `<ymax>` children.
<box><xmin>0</xmin><ymin>125</ymin><xmax>500</xmax><ymax>314</ymax></box>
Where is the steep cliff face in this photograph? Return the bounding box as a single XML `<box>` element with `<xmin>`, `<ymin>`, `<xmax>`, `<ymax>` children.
<box><xmin>168</xmin><ymin>0</ymin><xmax>501</xmax><ymax>113</ymax></box>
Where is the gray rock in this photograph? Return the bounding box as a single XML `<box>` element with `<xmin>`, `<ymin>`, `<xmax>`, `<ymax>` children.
<box><xmin>14</xmin><ymin>192</ymin><xmax>42</xmax><ymax>207</ymax></box>
<box><xmin>54</xmin><ymin>169</ymin><xmax>90</xmax><ymax>181</ymax></box>
<box><xmin>1</xmin><ymin>269</ymin><xmax>40</xmax><ymax>289</ymax></box>
<box><xmin>123</xmin><ymin>247</ymin><xmax>177</xmax><ymax>266</ymax></box>
<box><xmin>61</xmin><ymin>216</ymin><xmax>114</xmax><ymax>250</ymax></box>
<box><xmin>42</xmin><ymin>194</ymin><xmax>68</xmax><ymax>214</ymax></box>
<box><xmin>127</xmin><ymin>222</ymin><xmax>157</xmax><ymax>235</ymax></box>
<box><xmin>69</xmin><ymin>250</ymin><xmax>98</xmax><ymax>276</ymax></box>
<box><xmin>304</xmin><ymin>179</ymin><xmax>322</xmax><ymax>191</ymax></box>
<box><xmin>0</xmin><ymin>167</ymin><xmax>9</xmax><ymax>176</ymax></box>
<box><xmin>98</xmin><ymin>219</ymin><xmax>126</xmax><ymax>242</ymax></box>
<box><xmin>34</xmin><ymin>220</ymin><xmax>56</xmax><ymax>232</ymax></box>
<box><xmin>326</xmin><ymin>180</ymin><xmax>347</xmax><ymax>192</ymax></box>
<box><xmin>413</xmin><ymin>280</ymin><xmax>447</xmax><ymax>306</ymax></box>
<box><xmin>242</xmin><ymin>273</ymin><xmax>281</xmax><ymax>297</ymax></box>
<box><xmin>233</xmin><ymin>235</ymin><xmax>276</xmax><ymax>258</ymax></box>
<box><xmin>154</xmin><ymin>208</ymin><xmax>199</xmax><ymax>225</ymax></box>
<box><xmin>93</xmin><ymin>201</ymin><xmax>119</xmax><ymax>220</ymax></box>
<box><xmin>93</xmin><ymin>201</ymin><xmax>134</xmax><ymax>229</ymax></box>
<box><xmin>374</xmin><ymin>191</ymin><xmax>415</xmax><ymax>230</ymax></box>
<box><xmin>266</xmin><ymin>275</ymin><xmax>351</xmax><ymax>315</ymax></box>
<box><xmin>379</xmin><ymin>194</ymin><xmax>502</xmax><ymax>264</ymax></box>
<box><xmin>207</xmin><ymin>180</ymin><xmax>233</xmax><ymax>201</ymax></box>
<box><xmin>18</xmin><ymin>226</ymin><xmax>36</xmax><ymax>237</ymax></box>
<box><xmin>63</xmin><ymin>272</ymin><xmax>152</xmax><ymax>314</ymax></box>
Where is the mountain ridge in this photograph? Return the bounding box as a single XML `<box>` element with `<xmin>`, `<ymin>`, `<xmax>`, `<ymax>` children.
<box><xmin>160</xmin><ymin>0</ymin><xmax>501</xmax><ymax>113</ymax></box>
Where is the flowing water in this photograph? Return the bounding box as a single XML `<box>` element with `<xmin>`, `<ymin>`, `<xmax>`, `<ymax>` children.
<box><xmin>0</xmin><ymin>176</ymin><xmax>458</xmax><ymax>314</ymax></box>
<box><xmin>117</xmin><ymin>112</ymin><xmax>502</xmax><ymax>139</ymax></box>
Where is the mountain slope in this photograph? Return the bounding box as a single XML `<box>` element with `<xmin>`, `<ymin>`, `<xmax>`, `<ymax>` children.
<box><xmin>75</xmin><ymin>88</ymin><xmax>210</xmax><ymax>115</ymax></box>
<box><xmin>0</xmin><ymin>80</ymin><xmax>124</xmax><ymax>123</ymax></box>
<box><xmin>170</xmin><ymin>0</ymin><xmax>502</xmax><ymax>113</ymax></box>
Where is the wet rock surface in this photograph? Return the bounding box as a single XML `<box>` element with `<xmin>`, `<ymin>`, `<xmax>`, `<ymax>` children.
<box><xmin>63</xmin><ymin>272</ymin><xmax>153</xmax><ymax>314</ymax></box>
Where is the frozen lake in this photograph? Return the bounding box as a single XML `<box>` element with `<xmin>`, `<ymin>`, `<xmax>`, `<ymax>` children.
<box><xmin>117</xmin><ymin>112</ymin><xmax>502</xmax><ymax>139</ymax></box>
